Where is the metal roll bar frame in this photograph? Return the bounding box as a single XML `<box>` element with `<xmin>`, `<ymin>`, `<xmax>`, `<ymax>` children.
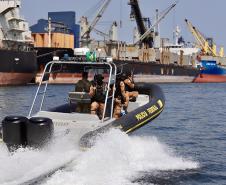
<box><xmin>28</xmin><ymin>60</ymin><xmax>118</xmax><ymax>122</ymax></box>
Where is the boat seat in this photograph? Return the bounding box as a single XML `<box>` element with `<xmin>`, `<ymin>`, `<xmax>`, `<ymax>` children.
<box><xmin>68</xmin><ymin>92</ymin><xmax>91</xmax><ymax>113</ymax></box>
<box><xmin>68</xmin><ymin>92</ymin><xmax>91</xmax><ymax>104</ymax></box>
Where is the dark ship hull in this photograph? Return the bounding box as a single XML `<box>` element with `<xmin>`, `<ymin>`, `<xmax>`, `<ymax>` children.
<box><xmin>114</xmin><ymin>60</ymin><xmax>199</xmax><ymax>83</ymax></box>
<box><xmin>35</xmin><ymin>47</ymin><xmax>74</xmax><ymax>83</ymax></box>
<box><xmin>0</xmin><ymin>49</ymin><xmax>37</xmax><ymax>85</ymax></box>
<box><xmin>36</xmin><ymin>47</ymin><xmax>74</xmax><ymax>66</ymax></box>
<box><xmin>35</xmin><ymin>57</ymin><xmax>199</xmax><ymax>84</ymax></box>
<box><xmin>34</xmin><ymin>47</ymin><xmax>199</xmax><ymax>83</ymax></box>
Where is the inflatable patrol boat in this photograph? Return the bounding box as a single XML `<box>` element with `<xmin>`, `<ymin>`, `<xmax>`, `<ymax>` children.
<box><xmin>0</xmin><ymin>60</ymin><xmax>165</xmax><ymax>151</ymax></box>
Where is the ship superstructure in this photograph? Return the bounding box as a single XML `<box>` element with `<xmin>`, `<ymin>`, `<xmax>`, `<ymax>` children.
<box><xmin>0</xmin><ymin>0</ymin><xmax>37</xmax><ymax>85</ymax></box>
<box><xmin>0</xmin><ymin>0</ymin><xmax>33</xmax><ymax>49</ymax></box>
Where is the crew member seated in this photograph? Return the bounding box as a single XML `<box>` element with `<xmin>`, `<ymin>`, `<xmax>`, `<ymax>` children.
<box><xmin>113</xmin><ymin>74</ymin><xmax>127</xmax><ymax>119</ymax></box>
<box><xmin>74</xmin><ymin>71</ymin><xmax>91</xmax><ymax>113</ymax></box>
<box><xmin>89</xmin><ymin>74</ymin><xmax>107</xmax><ymax>119</ymax></box>
<box><xmin>123</xmin><ymin>71</ymin><xmax>139</xmax><ymax>108</ymax></box>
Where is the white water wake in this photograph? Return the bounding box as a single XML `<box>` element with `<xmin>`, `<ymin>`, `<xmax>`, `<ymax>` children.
<box><xmin>43</xmin><ymin>129</ymin><xmax>199</xmax><ymax>185</ymax></box>
<box><xmin>0</xmin><ymin>130</ymin><xmax>81</xmax><ymax>185</ymax></box>
<box><xmin>0</xmin><ymin>128</ymin><xmax>199</xmax><ymax>185</ymax></box>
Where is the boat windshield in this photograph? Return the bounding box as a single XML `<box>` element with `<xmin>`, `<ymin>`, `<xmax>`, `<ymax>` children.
<box><xmin>28</xmin><ymin>60</ymin><xmax>118</xmax><ymax>122</ymax></box>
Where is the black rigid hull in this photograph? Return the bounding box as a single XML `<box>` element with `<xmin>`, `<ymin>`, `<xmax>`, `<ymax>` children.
<box><xmin>80</xmin><ymin>83</ymin><xmax>165</xmax><ymax>149</ymax></box>
<box><xmin>0</xmin><ymin>49</ymin><xmax>37</xmax><ymax>85</ymax></box>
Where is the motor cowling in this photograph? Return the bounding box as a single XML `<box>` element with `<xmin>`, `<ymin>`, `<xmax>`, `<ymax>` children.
<box><xmin>27</xmin><ymin>117</ymin><xmax>54</xmax><ymax>148</ymax></box>
<box><xmin>2</xmin><ymin>116</ymin><xmax>29</xmax><ymax>151</ymax></box>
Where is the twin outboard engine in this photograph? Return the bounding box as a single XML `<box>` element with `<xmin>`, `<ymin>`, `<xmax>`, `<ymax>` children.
<box><xmin>27</xmin><ymin>117</ymin><xmax>54</xmax><ymax>147</ymax></box>
<box><xmin>2</xmin><ymin>116</ymin><xmax>54</xmax><ymax>152</ymax></box>
<box><xmin>2</xmin><ymin>116</ymin><xmax>28</xmax><ymax>151</ymax></box>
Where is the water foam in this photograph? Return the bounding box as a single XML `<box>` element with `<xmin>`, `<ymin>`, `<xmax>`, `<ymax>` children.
<box><xmin>0</xmin><ymin>131</ymin><xmax>81</xmax><ymax>185</ymax></box>
<box><xmin>44</xmin><ymin>129</ymin><xmax>199</xmax><ymax>185</ymax></box>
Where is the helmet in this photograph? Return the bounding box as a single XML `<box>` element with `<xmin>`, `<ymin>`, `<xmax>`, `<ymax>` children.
<box><xmin>94</xmin><ymin>74</ymin><xmax>104</xmax><ymax>81</ymax></box>
<box><xmin>118</xmin><ymin>73</ymin><xmax>127</xmax><ymax>81</ymax></box>
<box><xmin>125</xmin><ymin>71</ymin><xmax>132</xmax><ymax>77</ymax></box>
<box><xmin>94</xmin><ymin>74</ymin><xmax>104</xmax><ymax>85</ymax></box>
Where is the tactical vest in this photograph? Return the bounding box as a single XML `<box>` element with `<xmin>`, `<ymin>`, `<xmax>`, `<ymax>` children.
<box><xmin>115</xmin><ymin>81</ymin><xmax>125</xmax><ymax>103</ymax></box>
<box><xmin>93</xmin><ymin>83</ymin><xmax>106</xmax><ymax>103</ymax></box>
<box><xmin>124</xmin><ymin>79</ymin><xmax>134</xmax><ymax>92</ymax></box>
<box><xmin>75</xmin><ymin>79</ymin><xmax>91</xmax><ymax>92</ymax></box>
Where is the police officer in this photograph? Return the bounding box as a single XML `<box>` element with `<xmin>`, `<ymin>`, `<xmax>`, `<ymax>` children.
<box><xmin>75</xmin><ymin>72</ymin><xmax>91</xmax><ymax>113</ymax></box>
<box><xmin>89</xmin><ymin>74</ymin><xmax>107</xmax><ymax>119</ymax></box>
<box><xmin>113</xmin><ymin>74</ymin><xmax>127</xmax><ymax>119</ymax></box>
<box><xmin>123</xmin><ymin>71</ymin><xmax>138</xmax><ymax>108</ymax></box>
<box><xmin>75</xmin><ymin>72</ymin><xmax>91</xmax><ymax>92</ymax></box>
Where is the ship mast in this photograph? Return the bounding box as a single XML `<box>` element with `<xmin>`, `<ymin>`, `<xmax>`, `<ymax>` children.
<box><xmin>48</xmin><ymin>17</ymin><xmax>52</xmax><ymax>47</ymax></box>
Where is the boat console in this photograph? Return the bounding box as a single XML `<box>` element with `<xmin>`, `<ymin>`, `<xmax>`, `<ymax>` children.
<box><xmin>68</xmin><ymin>92</ymin><xmax>92</xmax><ymax>104</ymax></box>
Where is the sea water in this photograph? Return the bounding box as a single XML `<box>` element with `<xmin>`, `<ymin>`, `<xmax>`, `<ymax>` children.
<box><xmin>0</xmin><ymin>83</ymin><xmax>225</xmax><ymax>185</ymax></box>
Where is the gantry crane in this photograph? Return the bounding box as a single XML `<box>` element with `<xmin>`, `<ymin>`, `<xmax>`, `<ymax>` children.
<box><xmin>185</xmin><ymin>19</ymin><xmax>224</xmax><ymax>57</ymax></box>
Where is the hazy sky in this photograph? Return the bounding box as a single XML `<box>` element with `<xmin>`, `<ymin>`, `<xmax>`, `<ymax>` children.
<box><xmin>21</xmin><ymin>0</ymin><xmax>226</xmax><ymax>48</ymax></box>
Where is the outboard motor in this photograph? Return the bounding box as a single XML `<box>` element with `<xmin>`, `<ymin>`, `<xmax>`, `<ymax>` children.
<box><xmin>2</xmin><ymin>116</ymin><xmax>54</xmax><ymax>152</ymax></box>
<box><xmin>2</xmin><ymin>116</ymin><xmax>28</xmax><ymax>151</ymax></box>
<box><xmin>27</xmin><ymin>117</ymin><xmax>54</xmax><ymax>148</ymax></box>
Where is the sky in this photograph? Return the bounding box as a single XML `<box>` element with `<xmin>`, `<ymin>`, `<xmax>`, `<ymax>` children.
<box><xmin>21</xmin><ymin>0</ymin><xmax>226</xmax><ymax>48</ymax></box>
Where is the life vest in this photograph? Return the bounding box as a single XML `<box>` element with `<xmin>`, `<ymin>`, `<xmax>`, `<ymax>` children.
<box><xmin>92</xmin><ymin>83</ymin><xmax>106</xmax><ymax>103</ymax></box>
<box><xmin>115</xmin><ymin>80</ymin><xmax>125</xmax><ymax>103</ymax></box>
<box><xmin>75</xmin><ymin>79</ymin><xmax>91</xmax><ymax>92</ymax></box>
<box><xmin>124</xmin><ymin>78</ymin><xmax>134</xmax><ymax>92</ymax></box>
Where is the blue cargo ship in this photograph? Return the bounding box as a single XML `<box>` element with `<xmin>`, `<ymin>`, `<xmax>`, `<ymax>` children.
<box><xmin>194</xmin><ymin>60</ymin><xmax>226</xmax><ymax>82</ymax></box>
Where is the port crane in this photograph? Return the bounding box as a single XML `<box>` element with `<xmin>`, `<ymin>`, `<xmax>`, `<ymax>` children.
<box><xmin>92</xmin><ymin>21</ymin><xmax>118</xmax><ymax>41</ymax></box>
<box><xmin>138</xmin><ymin>3</ymin><xmax>177</xmax><ymax>45</ymax></box>
<box><xmin>129</xmin><ymin>0</ymin><xmax>177</xmax><ymax>48</ymax></box>
<box><xmin>93</xmin><ymin>28</ymin><xmax>110</xmax><ymax>40</ymax></box>
<box><xmin>80</xmin><ymin>0</ymin><xmax>111</xmax><ymax>47</ymax></box>
<box><xmin>128</xmin><ymin>0</ymin><xmax>153</xmax><ymax>47</ymax></box>
<box><xmin>185</xmin><ymin>19</ymin><xmax>224</xmax><ymax>57</ymax></box>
